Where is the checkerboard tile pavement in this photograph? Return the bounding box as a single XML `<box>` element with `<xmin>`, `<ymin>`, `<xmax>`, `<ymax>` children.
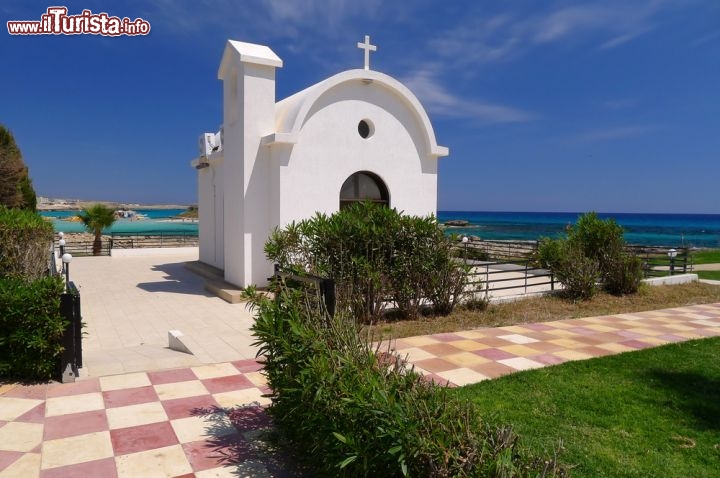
<box><xmin>386</xmin><ymin>303</ymin><xmax>720</xmax><ymax>387</ymax></box>
<box><xmin>2</xmin><ymin>303</ymin><xmax>720</xmax><ymax>477</ymax></box>
<box><xmin>0</xmin><ymin>359</ymin><xmax>304</xmax><ymax>478</ymax></box>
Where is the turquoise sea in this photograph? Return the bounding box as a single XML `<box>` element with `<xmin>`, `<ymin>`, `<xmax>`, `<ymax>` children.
<box><xmin>439</xmin><ymin>211</ymin><xmax>720</xmax><ymax>249</ymax></box>
<box><xmin>42</xmin><ymin>210</ymin><xmax>720</xmax><ymax>249</ymax></box>
<box><xmin>42</xmin><ymin>209</ymin><xmax>197</xmax><ymax>235</ymax></box>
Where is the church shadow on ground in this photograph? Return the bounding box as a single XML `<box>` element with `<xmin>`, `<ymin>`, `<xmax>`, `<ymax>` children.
<box><xmin>135</xmin><ymin>261</ymin><xmax>216</xmax><ymax>298</ymax></box>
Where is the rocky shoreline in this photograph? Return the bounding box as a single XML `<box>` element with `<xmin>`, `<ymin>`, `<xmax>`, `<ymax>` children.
<box><xmin>443</xmin><ymin>219</ymin><xmax>469</xmax><ymax>227</ymax></box>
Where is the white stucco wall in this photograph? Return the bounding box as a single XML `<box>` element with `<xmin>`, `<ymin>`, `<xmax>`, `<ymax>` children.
<box><xmin>197</xmin><ymin>40</ymin><xmax>448</xmax><ymax>289</ymax></box>
<box><xmin>197</xmin><ymin>160</ymin><xmax>225</xmax><ymax>269</ymax></box>
<box><xmin>219</xmin><ymin>41</ymin><xmax>281</xmax><ymax>288</ymax></box>
<box><xmin>197</xmin><ymin>165</ymin><xmax>215</xmax><ymax>267</ymax></box>
<box><xmin>271</xmin><ymin>79</ymin><xmax>439</xmax><ymax>227</ymax></box>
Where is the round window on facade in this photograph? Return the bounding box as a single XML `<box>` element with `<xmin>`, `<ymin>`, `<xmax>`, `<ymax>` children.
<box><xmin>358</xmin><ymin>119</ymin><xmax>374</xmax><ymax>139</ymax></box>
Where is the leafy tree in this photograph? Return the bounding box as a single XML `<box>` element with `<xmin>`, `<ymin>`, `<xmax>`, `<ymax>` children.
<box><xmin>0</xmin><ymin>124</ymin><xmax>36</xmax><ymax>210</ymax></box>
<box><xmin>79</xmin><ymin>204</ymin><xmax>116</xmax><ymax>255</ymax></box>
<box><xmin>18</xmin><ymin>175</ymin><xmax>37</xmax><ymax>211</ymax></box>
<box><xmin>0</xmin><ymin>206</ymin><xmax>53</xmax><ymax>281</ymax></box>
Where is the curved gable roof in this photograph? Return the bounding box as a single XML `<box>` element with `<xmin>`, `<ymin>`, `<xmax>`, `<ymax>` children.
<box><xmin>270</xmin><ymin>69</ymin><xmax>449</xmax><ymax>158</ymax></box>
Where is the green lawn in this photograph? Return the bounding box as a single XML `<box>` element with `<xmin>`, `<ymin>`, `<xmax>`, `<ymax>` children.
<box><xmin>454</xmin><ymin>338</ymin><xmax>720</xmax><ymax>477</ymax></box>
<box><xmin>693</xmin><ymin>249</ymin><xmax>720</xmax><ymax>265</ymax></box>
<box><xmin>698</xmin><ymin>271</ymin><xmax>720</xmax><ymax>281</ymax></box>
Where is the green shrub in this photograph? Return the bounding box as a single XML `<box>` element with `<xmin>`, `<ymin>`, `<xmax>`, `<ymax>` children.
<box><xmin>537</xmin><ymin>237</ymin><xmax>564</xmax><ymax>269</ymax></box>
<box><xmin>553</xmin><ymin>243</ymin><xmax>601</xmax><ymax>300</ymax></box>
<box><xmin>603</xmin><ymin>249</ymin><xmax>644</xmax><ymax>295</ymax></box>
<box><xmin>0</xmin><ymin>206</ymin><xmax>54</xmax><ymax>281</ymax></box>
<box><xmin>247</xmin><ymin>284</ymin><xmax>567</xmax><ymax>477</ymax></box>
<box><xmin>0</xmin><ymin>276</ymin><xmax>66</xmax><ymax>380</ymax></box>
<box><xmin>424</xmin><ymin>239</ymin><xmax>469</xmax><ymax>315</ymax></box>
<box><xmin>566</xmin><ymin>212</ymin><xmax>625</xmax><ymax>266</ymax></box>
<box><xmin>265</xmin><ymin>203</ymin><xmax>466</xmax><ymax>323</ymax></box>
<box><xmin>538</xmin><ymin>213</ymin><xmax>643</xmax><ymax>299</ymax></box>
<box><xmin>461</xmin><ymin>294</ymin><xmax>490</xmax><ymax>311</ymax></box>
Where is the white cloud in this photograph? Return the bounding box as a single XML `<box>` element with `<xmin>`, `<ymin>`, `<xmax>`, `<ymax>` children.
<box><xmin>599</xmin><ymin>29</ymin><xmax>652</xmax><ymax>50</ymax></box>
<box><xmin>532</xmin><ymin>5</ymin><xmax>616</xmax><ymax>44</ymax></box>
<box><xmin>264</xmin><ymin>0</ymin><xmax>384</xmax><ymax>31</ymax></box>
<box><xmin>400</xmin><ymin>68</ymin><xmax>534</xmax><ymax>123</ymax></box>
<box><xmin>138</xmin><ymin>0</ymin><xmax>387</xmax><ymax>38</ymax></box>
<box><xmin>692</xmin><ymin>30</ymin><xmax>720</xmax><ymax>47</ymax></box>
<box><xmin>428</xmin><ymin>14</ymin><xmax>523</xmax><ymax>67</ymax></box>
<box><xmin>427</xmin><ymin>0</ymin><xmax>685</xmax><ymax>68</ymax></box>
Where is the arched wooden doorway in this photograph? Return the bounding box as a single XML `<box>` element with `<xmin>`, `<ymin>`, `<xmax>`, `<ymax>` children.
<box><xmin>339</xmin><ymin>171</ymin><xmax>389</xmax><ymax>209</ymax></box>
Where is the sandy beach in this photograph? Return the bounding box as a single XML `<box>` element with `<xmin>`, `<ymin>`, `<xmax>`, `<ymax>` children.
<box><xmin>37</xmin><ymin>198</ymin><xmax>191</xmax><ymax>211</ymax></box>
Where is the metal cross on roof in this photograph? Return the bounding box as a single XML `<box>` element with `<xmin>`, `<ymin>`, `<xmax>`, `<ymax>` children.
<box><xmin>357</xmin><ymin>35</ymin><xmax>377</xmax><ymax>70</ymax></box>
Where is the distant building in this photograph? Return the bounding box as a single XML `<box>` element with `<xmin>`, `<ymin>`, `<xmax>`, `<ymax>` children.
<box><xmin>192</xmin><ymin>38</ymin><xmax>448</xmax><ymax>288</ymax></box>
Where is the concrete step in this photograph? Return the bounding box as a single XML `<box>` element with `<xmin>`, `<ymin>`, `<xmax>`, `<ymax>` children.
<box><xmin>204</xmin><ymin>279</ymin><xmax>246</xmax><ymax>304</ymax></box>
<box><xmin>184</xmin><ymin>260</ymin><xmax>247</xmax><ymax>304</ymax></box>
<box><xmin>184</xmin><ymin>260</ymin><xmax>224</xmax><ymax>281</ymax></box>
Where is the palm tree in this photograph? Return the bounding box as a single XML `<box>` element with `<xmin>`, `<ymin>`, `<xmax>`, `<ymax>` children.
<box><xmin>79</xmin><ymin>204</ymin><xmax>116</xmax><ymax>255</ymax></box>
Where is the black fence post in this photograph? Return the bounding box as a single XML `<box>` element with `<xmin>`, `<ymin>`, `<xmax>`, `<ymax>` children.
<box><xmin>58</xmin><ymin>282</ymin><xmax>82</xmax><ymax>383</ymax></box>
<box><xmin>273</xmin><ymin>264</ymin><xmax>281</xmax><ymax>308</ymax></box>
<box><xmin>73</xmin><ymin>288</ymin><xmax>83</xmax><ymax>368</ymax></box>
<box><xmin>321</xmin><ymin>279</ymin><xmax>336</xmax><ymax>317</ymax></box>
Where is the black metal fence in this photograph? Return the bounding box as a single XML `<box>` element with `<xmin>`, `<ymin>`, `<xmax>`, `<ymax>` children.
<box><xmin>463</xmin><ymin>259</ymin><xmax>556</xmax><ymax>298</ymax></box>
<box><xmin>56</xmin><ymin>238</ymin><xmax>112</xmax><ymax>256</ymax></box>
<box><xmin>110</xmin><ymin>232</ymin><xmax>199</xmax><ymax>249</ymax></box>
<box><xmin>627</xmin><ymin>246</ymin><xmax>690</xmax><ymax>277</ymax></box>
<box><xmin>54</xmin><ymin>232</ymin><xmax>199</xmax><ymax>256</ymax></box>
<box><xmin>457</xmin><ymin>239</ymin><xmax>538</xmax><ymax>262</ymax></box>
<box><xmin>452</xmin><ymin>240</ymin><xmax>694</xmax><ymax>298</ymax></box>
<box><xmin>269</xmin><ymin>242</ymin><xmax>698</xmax><ymax>309</ymax></box>
<box><xmin>272</xmin><ymin>264</ymin><xmax>336</xmax><ymax>317</ymax></box>
<box><xmin>58</xmin><ymin>282</ymin><xmax>83</xmax><ymax>383</ymax></box>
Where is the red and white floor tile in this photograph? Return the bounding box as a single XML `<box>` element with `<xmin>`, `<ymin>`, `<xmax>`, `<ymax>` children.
<box><xmin>2</xmin><ymin>303</ymin><xmax>720</xmax><ymax>477</ymax></box>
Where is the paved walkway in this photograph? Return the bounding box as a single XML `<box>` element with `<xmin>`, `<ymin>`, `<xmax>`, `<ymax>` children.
<box><xmin>0</xmin><ymin>359</ymin><xmax>290</xmax><ymax>478</ymax></box>
<box><xmin>69</xmin><ymin>250</ymin><xmax>259</xmax><ymax>377</ymax></box>
<box><xmin>387</xmin><ymin>302</ymin><xmax>720</xmax><ymax>386</ymax></box>
<box><xmin>2</xmin><ymin>303</ymin><xmax>720</xmax><ymax>477</ymax></box>
<box><xmin>1</xmin><ymin>249</ymin><xmax>719</xmax><ymax>477</ymax></box>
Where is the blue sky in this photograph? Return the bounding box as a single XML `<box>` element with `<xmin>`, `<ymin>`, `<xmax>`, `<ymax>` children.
<box><xmin>2</xmin><ymin>0</ymin><xmax>719</xmax><ymax>213</ymax></box>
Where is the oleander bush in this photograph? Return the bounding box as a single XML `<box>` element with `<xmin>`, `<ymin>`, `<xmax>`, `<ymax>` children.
<box><xmin>0</xmin><ymin>206</ymin><xmax>53</xmax><ymax>281</ymax></box>
<box><xmin>0</xmin><ymin>276</ymin><xmax>66</xmax><ymax>380</ymax></box>
<box><xmin>550</xmin><ymin>240</ymin><xmax>601</xmax><ymax>300</ymax></box>
<box><xmin>539</xmin><ymin>213</ymin><xmax>643</xmax><ymax>299</ymax></box>
<box><xmin>536</xmin><ymin>237</ymin><xmax>564</xmax><ymax>270</ymax></box>
<box><xmin>247</xmin><ymin>284</ymin><xmax>567</xmax><ymax>477</ymax></box>
<box><xmin>603</xmin><ymin>247</ymin><xmax>644</xmax><ymax>295</ymax></box>
<box><xmin>265</xmin><ymin>203</ymin><xmax>467</xmax><ymax>323</ymax></box>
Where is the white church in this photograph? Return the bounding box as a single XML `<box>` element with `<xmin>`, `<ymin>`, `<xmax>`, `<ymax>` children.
<box><xmin>191</xmin><ymin>36</ymin><xmax>449</xmax><ymax>288</ymax></box>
